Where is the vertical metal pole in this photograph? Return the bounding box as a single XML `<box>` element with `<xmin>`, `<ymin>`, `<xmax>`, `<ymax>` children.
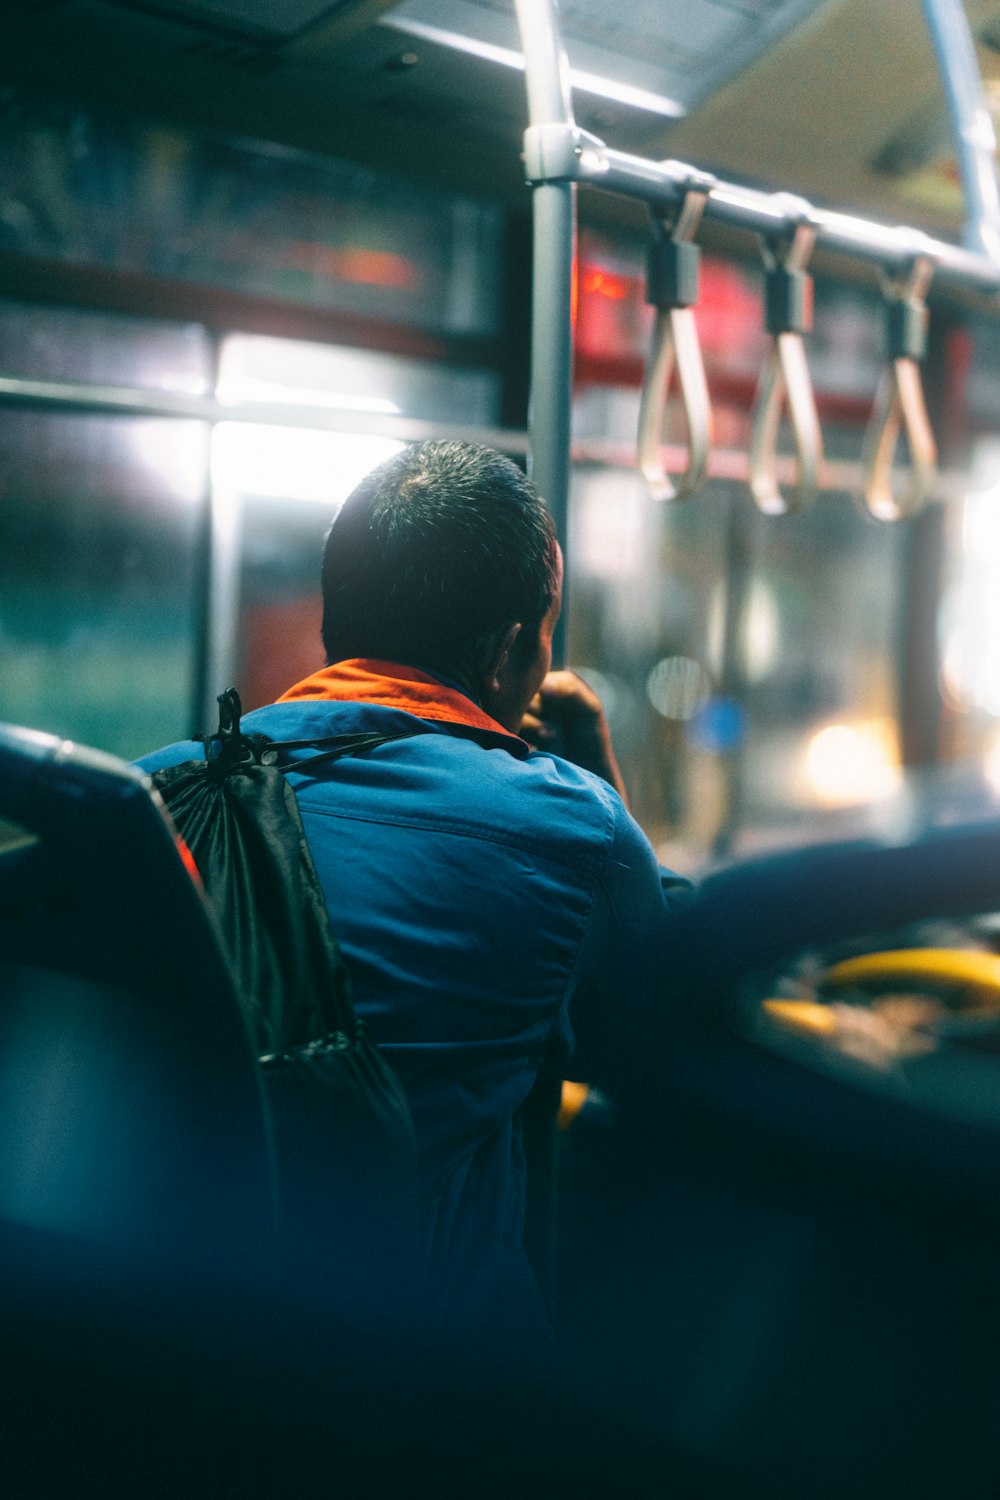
<box><xmin>194</xmin><ymin>338</ymin><xmax>243</xmax><ymax>733</ymax></box>
<box><xmin>921</xmin><ymin>0</ymin><xmax>1000</xmax><ymax>264</ymax></box>
<box><xmin>190</xmin><ymin>451</ymin><xmax>244</xmax><ymax>737</ymax></box>
<box><xmin>914</xmin><ymin>3</ymin><xmax>995</xmax><ymax>771</ymax></box>
<box><xmin>514</xmin><ymin>0</ymin><xmax>575</xmax><ymax>126</ymax></box>
<box><xmin>190</xmin><ymin>464</ymin><xmax>214</xmax><ymax>738</ymax></box>
<box><xmin>202</xmin><ymin>468</ymin><xmax>244</xmax><ymax>730</ymax></box>
<box><xmin>512</xmin><ymin>0</ymin><xmax>577</xmax><ymax>1317</ymax></box>
<box><xmin>711</xmin><ymin>492</ymin><xmax>754</xmax><ymax>861</ymax></box>
<box><xmin>190</xmin><ymin>338</ymin><xmax>229</xmax><ymax>737</ymax></box>
<box><xmin>896</xmin><ymin>315</ymin><xmax>956</xmax><ymax>770</ymax></box>
<box><xmin>529</xmin><ymin>182</ymin><xmax>575</xmax><ymax>665</ymax></box>
<box><xmin>514</xmin><ymin>0</ymin><xmax>577</xmax><ymax>667</ymax></box>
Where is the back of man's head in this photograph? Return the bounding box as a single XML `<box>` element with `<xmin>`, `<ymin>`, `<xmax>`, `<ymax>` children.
<box><xmin>321</xmin><ymin>441</ymin><xmax>558</xmax><ymax>682</ymax></box>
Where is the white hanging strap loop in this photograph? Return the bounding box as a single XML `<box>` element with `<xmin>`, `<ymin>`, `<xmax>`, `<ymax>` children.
<box><xmin>749</xmin><ymin>220</ymin><xmax>824</xmax><ymax>516</ymax></box>
<box><xmin>637</xmin><ymin>189</ymin><xmax>713</xmax><ymax>502</ymax></box>
<box><xmin>861</xmin><ymin>257</ymin><xmax>937</xmax><ymax>522</ymax></box>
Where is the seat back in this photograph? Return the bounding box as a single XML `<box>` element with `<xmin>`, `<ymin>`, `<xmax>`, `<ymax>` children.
<box><xmin>0</xmin><ymin>724</ymin><xmax>276</xmax><ymax>1273</ymax></box>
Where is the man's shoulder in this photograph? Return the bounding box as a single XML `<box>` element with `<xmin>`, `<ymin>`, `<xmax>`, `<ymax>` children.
<box><xmin>135</xmin><ymin>739</ymin><xmax>203</xmax><ymax>775</ymax></box>
<box><xmin>519</xmin><ymin>746</ymin><xmax>625</xmax><ymax>822</ymax></box>
<box><xmin>134</xmin><ymin>706</ymin><xmax>639</xmax><ymax>871</ymax></box>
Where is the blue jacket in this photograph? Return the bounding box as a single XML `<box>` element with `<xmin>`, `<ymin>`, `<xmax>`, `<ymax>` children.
<box><xmin>138</xmin><ymin>660</ymin><xmax>674</xmax><ymax>1330</ymax></box>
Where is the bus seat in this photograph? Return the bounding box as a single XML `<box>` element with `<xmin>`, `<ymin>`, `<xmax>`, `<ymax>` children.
<box><xmin>0</xmin><ymin>722</ymin><xmax>276</xmax><ymax>1276</ymax></box>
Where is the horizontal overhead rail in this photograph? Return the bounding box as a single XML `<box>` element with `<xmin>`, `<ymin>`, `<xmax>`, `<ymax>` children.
<box><xmin>523</xmin><ymin>124</ymin><xmax>1000</xmax><ymax>297</ymax></box>
<box><xmin>0</xmin><ymin>374</ymin><xmax>531</xmax><ymax>454</ymax></box>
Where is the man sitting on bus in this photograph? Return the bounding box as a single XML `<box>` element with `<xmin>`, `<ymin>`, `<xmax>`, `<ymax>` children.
<box><xmin>139</xmin><ymin>439</ymin><xmax>677</xmax><ymax>1337</ymax></box>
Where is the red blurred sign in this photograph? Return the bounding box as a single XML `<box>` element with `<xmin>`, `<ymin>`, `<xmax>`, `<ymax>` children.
<box><xmin>575</xmin><ymin>239</ymin><xmax>765</xmax><ymax>376</ymax></box>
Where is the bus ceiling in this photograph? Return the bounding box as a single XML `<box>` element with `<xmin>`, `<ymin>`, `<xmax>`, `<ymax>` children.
<box><xmin>7</xmin><ymin>1</ymin><xmax>1000</xmax><ymax>241</ymax></box>
<box><xmin>8</xmin><ymin>2</ymin><xmax>1000</xmax><ymax>561</ymax></box>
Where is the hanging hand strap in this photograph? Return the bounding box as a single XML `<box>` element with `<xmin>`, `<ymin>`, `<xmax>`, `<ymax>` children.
<box><xmin>637</xmin><ymin>188</ymin><xmax>713</xmax><ymax>502</ymax></box>
<box><xmin>749</xmin><ymin>216</ymin><xmax>824</xmax><ymax>515</ymax></box>
<box><xmin>861</xmin><ymin>256</ymin><xmax>937</xmax><ymax>521</ymax></box>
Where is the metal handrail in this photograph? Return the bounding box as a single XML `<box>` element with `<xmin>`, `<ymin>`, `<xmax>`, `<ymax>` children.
<box><xmin>515</xmin><ymin>0</ymin><xmax>1000</xmax><ymax>534</ymax></box>
<box><xmin>523</xmin><ymin>127</ymin><xmax>1000</xmax><ymax>297</ymax></box>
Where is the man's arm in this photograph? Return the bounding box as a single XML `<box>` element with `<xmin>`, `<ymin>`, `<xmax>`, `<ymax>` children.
<box><xmin>519</xmin><ymin>670</ymin><xmax>629</xmax><ymax>804</ymax></box>
<box><xmin>520</xmin><ymin>669</ymin><xmax>685</xmax><ymax>1087</ymax></box>
<box><xmin>562</xmin><ymin>802</ymin><xmax>673</xmax><ymax>1085</ymax></box>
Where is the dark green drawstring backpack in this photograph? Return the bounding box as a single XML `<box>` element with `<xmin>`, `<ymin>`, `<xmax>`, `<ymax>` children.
<box><xmin>151</xmin><ymin>688</ymin><xmax>421</xmax><ymax>1312</ymax></box>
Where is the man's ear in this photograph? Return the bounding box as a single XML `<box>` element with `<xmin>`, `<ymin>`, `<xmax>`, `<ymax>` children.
<box><xmin>479</xmin><ymin>622</ymin><xmax>522</xmax><ymax>697</ymax></box>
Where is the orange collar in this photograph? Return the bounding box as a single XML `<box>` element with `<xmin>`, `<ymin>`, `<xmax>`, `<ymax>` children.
<box><xmin>277</xmin><ymin>658</ymin><xmax>523</xmax><ymax>742</ymax></box>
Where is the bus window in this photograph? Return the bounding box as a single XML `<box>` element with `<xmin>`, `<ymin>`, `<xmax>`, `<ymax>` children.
<box><xmin>0</xmin><ymin>407</ymin><xmax>207</xmax><ymax>759</ymax></box>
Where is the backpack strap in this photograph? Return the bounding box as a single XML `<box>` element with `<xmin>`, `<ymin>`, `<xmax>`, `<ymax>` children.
<box><xmin>267</xmin><ymin>729</ymin><xmax>431</xmax><ymax>774</ymax></box>
<box><xmin>201</xmin><ymin>689</ymin><xmax>430</xmax><ymax>776</ymax></box>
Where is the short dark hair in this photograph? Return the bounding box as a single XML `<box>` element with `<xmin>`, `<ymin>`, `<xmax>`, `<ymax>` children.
<box><xmin>320</xmin><ymin>441</ymin><xmax>559</xmax><ymax>679</ymax></box>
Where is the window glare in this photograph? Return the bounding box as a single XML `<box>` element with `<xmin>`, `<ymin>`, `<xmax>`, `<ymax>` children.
<box><xmin>217</xmin><ymin>333</ymin><xmax>499</xmax><ymax>428</ymax></box>
<box><xmin>211</xmin><ymin>424</ymin><xmax>404</xmax><ymax>504</ymax></box>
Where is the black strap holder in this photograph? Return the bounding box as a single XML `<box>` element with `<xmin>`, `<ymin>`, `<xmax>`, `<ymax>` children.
<box><xmin>646</xmin><ymin>232</ymin><xmax>700</xmax><ymax>310</ymax></box>
<box><xmin>765</xmin><ymin>264</ymin><xmax>814</xmax><ymax>337</ymax></box>
<box><xmin>886</xmin><ymin>295</ymin><xmax>929</xmax><ymax>362</ymax></box>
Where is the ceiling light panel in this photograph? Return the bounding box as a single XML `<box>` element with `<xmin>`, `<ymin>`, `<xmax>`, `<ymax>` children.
<box><xmin>385</xmin><ymin>0</ymin><xmax>835</xmax><ymax>112</ymax></box>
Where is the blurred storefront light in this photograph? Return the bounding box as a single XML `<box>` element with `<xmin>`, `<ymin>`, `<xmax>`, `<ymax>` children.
<box><xmin>127</xmin><ymin>420</ymin><xmax>209</xmax><ymax>504</ymax></box>
<box><xmin>574</xmin><ymin>467</ymin><xmax>652</xmax><ymax>582</ymax></box>
<box><xmin>803</xmin><ymin>720</ymin><xmax>901</xmax><ymax>807</ymax></box>
<box><xmin>687</xmin><ymin>696</ymin><xmax>747</xmax><ymax>753</ymax></box>
<box><xmin>984</xmin><ymin>731</ymin><xmax>1000</xmax><ymax>796</ymax></box>
<box><xmin>942</xmin><ymin>474</ymin><xmax>1000</xmax><ymax>714</ymax></box>
<box><xmin>647</xmin><ymin>656</ymin><xmax>711</xmax><ymax>720</ymax></box>
<box><xmin>744</xmin><ymin>579</ymin><xmax>779</xmax><ymax>682</ymax></box>
<box><xmin>704</xmin><ymin>578</ymin><xmax>778</xmax><ymax>685</ymax></box>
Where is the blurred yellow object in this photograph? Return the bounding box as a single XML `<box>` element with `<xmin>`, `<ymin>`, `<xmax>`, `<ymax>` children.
<box><xmin>762</xmin><ymin>999</ymin><xmax>839</xmax><ymax>1037</ymax></box>
<box><xmin>558</xmin><ymin>1079</ymin><xmax>590</xmax><ymax>1131</ymax></box>
<box><xmin>823</xmin><ymin>948</ymin><xmax>1000</xmax><ymax>1007</ymax></box>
